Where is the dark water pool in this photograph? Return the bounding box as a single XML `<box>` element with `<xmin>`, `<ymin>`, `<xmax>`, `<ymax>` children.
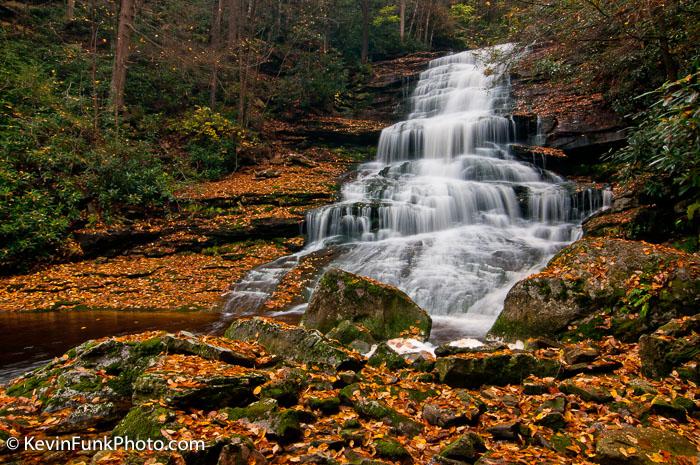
<box><xmin>0</xmin><ymin>310</ymin><xmax>222</xmax><ymax>384</ymax></box>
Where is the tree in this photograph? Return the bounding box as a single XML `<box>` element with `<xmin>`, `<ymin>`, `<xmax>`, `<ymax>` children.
<box><xmin>210</xmin><ymin>0</ymin><xmax>225</xmax><ymax>108</ymax></box>
<box><xmin>110</xmin><ymin>0</ymin><xmax>136</xmax><ymax>112</ymax></box>
<box><xmin>399</xmin><ymin>0</ymin><xmax>405</xmax><ymax>42</ymax></box>
<box><xmin>359</xmin><ymin>0</ymin><xmax>369</xmax><ymax>63</ymax></box>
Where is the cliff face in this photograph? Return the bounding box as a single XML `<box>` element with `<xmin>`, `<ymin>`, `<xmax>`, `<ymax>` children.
<box><xmin>509</xmin><ymin>44</ymin><xmax>627</xmax><ymax>163</ymax></box>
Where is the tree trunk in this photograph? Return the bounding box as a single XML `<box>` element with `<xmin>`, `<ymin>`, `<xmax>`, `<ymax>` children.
<box><xmin>359</xmin><ymin>0</ymin><xmax>369</xmax><ymax>63</ymax></box>
<box><xmin>209</xmin><ymin>0</ymin><xmax>224</xmax><ymax>108</ymax></box>
<box><xmin>110</xmin><ymin>0</ymin><xmax>136</xmax><ymax>112</ymax></box>
<box><xmin>226</xmin><ymin>0</ymin><xmax>239</xmax><ymax>46</ymax></box>
<box><xmin>399</xmin><ymin>0</ymin><xmax>405</xmax><ymax>43</ymax></box>
<box><xmin>66</xmin><ymin>0</ymin><xmax>75</xmax><ymax>21</ymax></box>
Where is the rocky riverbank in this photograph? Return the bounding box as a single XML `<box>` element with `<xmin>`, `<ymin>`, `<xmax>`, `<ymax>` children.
<box><xmin>1</xmin><ymin>310</ymin><xmax>698</xmax><ymax>464</ymax></box>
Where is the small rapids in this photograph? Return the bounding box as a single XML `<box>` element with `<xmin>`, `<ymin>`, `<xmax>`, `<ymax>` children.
<box><xmin>224</xmin><ymin>45</ymin><xmax>611</xmax><ymax>340</ymax></box>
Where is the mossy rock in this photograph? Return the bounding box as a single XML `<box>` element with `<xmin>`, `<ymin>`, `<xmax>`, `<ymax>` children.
<box><xmin>490</xmin><ymin>238</ymin><xmax>700</xmax><ymax>341</ymax></box>
<box><xmin>367</xmin><ymin>343</ymin><xmax>408</xmax><ymax>370</ymax></box>
<box><xmin>595</xmin><ymin>426</ymin><xmax>698</xmax><ymax>465</ymax></box>
<box><xmin>352</xmin><ymin>397</ymin><xmax>423</xmax><ymax>437</ymax></box>
<box><xmin>374</xmin><ymin>438</ymin><xmax>410</xmax><ymax>460</ymax></box>
<box><xmin>326</xmin><ymin>320</ymin><xmax>376</xmax><ymax>346</ymax></box>
<box><xmin>225</xmin><ymin>317</ymin><xmax>363</xmax><ymax>371</ymax></box>
<box><xmin>303</xmin><ymin>268</ymin><xmax>431</xmax><ymax>341</ymax></box>
<box><xmin>438</xmin><ymin>432</ymin><xmax>487</xmax><ymax>463</ymax></box>
<box><xmin>639</xmin><ymin>315</ymin><xmax>700</xmax><ymax>379</ymax></box>
<box><xmin>435</xmin><ymin>352</ymin><xmax>561</xmax><ymax>388</ymax></box>
<box><xmin>306</xmin><ymin>396</ymin><xmax>341</xmax><ymax>415</ymax></box>
<box><xmin>133</xmin><ymin>366</ymin><xmax>267</xmax><ymax>409</ymax></box>
<box><xmin>112</xmin><ymin>405</ymin><xmax>176</xmax><ymax>442</ymax></box>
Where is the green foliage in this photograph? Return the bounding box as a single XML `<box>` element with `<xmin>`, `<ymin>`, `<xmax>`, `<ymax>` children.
<box><xmin>176</xmin><ymin>106</ymin><xmax>253</xmax><ymax>179</ymax></box>
<box><xmin>610</xmin><ymin>72</ymin><xmax>700</xmax><ymax>214</ymax></box>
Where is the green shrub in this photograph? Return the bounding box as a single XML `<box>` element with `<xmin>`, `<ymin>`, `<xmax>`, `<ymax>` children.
<box><xmin>610</xmin><ymin>71</ymin><xmax>700</xmax><ymax>217</ymax></box>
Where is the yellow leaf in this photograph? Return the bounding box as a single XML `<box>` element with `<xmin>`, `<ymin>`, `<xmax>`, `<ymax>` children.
<box><xmin>253</xmin><ymin>386</ymin><xmax>262</xmax><ymax>395</ymax></box>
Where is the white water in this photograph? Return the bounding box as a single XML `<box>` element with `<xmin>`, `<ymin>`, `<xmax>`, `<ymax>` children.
<box><xmin>224</xmin><ymin>45</ymin><xmax>611</xmax><ymax>340</ymax></box>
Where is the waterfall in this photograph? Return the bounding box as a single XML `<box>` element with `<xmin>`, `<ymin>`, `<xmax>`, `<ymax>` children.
<box><xmin>225</xmin><ymin>45</ymin><xmax>611</xmax><ymax>340</ymax></box>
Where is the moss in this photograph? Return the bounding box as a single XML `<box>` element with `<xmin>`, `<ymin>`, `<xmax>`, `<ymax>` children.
<box><xmin>374</xmin><ymin>438</ymin><xmax>410</xmax><ymax>460</ymax></box>
<box><xmin>225</xmin><ymin>398</ymin><xmax>278</xmax><ymax>421</ymax></box>
<box><xmin>6</xmin><ymin>377</ymin><xmax>43</xmax><ymax>398</ymax></box>
<box><xmin>112</xmin><ymin>406</ymin><xmax>173</xmax><ymax>441</ymax></box>
<box><xmin>307</xmin><ymin>396</ymin><xmax>341</xmax><ymax>415</ymax></box>
<box><xmin>71</xmin><ymin>376</ymin><xmax>103</xmax><ymax>392</ymax></box>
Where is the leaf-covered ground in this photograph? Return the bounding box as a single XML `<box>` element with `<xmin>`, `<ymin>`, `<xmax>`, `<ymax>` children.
<box><xmin>0</xmin><ymin>328</ymin><xmax>698</xmax><ymax>464</ymax></box>
<box><xmin>0</xmin><ymin>147</ymin><xmax>357</xmax><ymax>312</ymax></box>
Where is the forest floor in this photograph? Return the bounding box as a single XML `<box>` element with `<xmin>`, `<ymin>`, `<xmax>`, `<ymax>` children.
<box><xmin>0</xmin><ymin>118</ymin><xmax>384</xmax><ymax>313</ymax></box>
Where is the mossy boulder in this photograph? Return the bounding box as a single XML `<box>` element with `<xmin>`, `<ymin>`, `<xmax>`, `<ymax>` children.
<box><xmin>4</xmin><ymin>336</ymin><xmax>167</xmax><ymax>433</ymax></box>
<box><xmin>368</xmin><ymin>343</ymin><xmax>409</xmax><ymax>370</ymax></box>
<box><xmin>639</xmin><ymin>315</ymin><xmax>700</xmax><ymax>380</ymax></box>
<box><xmin>595</xmin><ymin>426</ymin><xmax>698</xmax><ymax>465</ymax></box>
<box><xmin>434</xmin><ymin>352</ymin><xmax>561</xmax><ymax>388</ymax></box>
<box><xmin>438</xmin><ymin>432</ymin><xmax>487</xmax><ymax>463</ymax></box>
<box><xmin>490</xmin><ymin>238</ymin><xmax>700</xmax><ymax>341</ymax></box>
<box><xmin>225</xmin><ymin>317</ymin><xmax>363</xmax><ymax>371</ymax></box>
<box><xmin>303</xmin><ymin>268</ymin><xmax>431</xmax><ymax>341</ymax></box>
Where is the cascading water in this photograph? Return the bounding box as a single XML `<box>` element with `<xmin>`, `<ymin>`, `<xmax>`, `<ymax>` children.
<box><xmin>224</xmin><ymin>45</ymin><xmax>611</xmax><ymax>340</ymax></box>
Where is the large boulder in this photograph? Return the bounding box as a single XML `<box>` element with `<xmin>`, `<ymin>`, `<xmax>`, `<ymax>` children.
<box><xmin>303</xmin><ymin>268</ymin><xmax>432</xmax><ymax>342</ymax></box>
<box><xmin>224</xmin><ymin>317</ymin><xmax>363</xmax><ymax>371</ymax></box>
<box><xmin>489</xmin><ymin>238</ymin><xmax>700</xmax><ymax>341</ymax></box>
<box><xmin>639</xmin><ymin>315</ymin><xmax>700</xmax><ymax>381</ymax></box>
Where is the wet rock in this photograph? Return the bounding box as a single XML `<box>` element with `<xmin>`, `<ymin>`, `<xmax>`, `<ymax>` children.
<box><xmin>595</xmin><ymin>426</ymin><xmax>698</xmax><ymax>465</ymax></box>
<box><xmin>490</xmin><ymin>238</ymin><xmax>700</xmax><ymax>341</ymax></box>
<box><xmin>437</xmin><ymin>432</ymin><xmax>487</xmax><ymax>464</ymax></box>
<box><xmin>5</xmin><ymin>336</ymin><xmax>167</xmax><ymax>433</ymax></box>
<box><xmin>639</xmin><ymin>315</ymin><xmax>700</xmax><ymax>380</ymax></box>
<box><xmin>225</xmin><ymin>399</ymin><xmax>314</xmax><ymax>443</ymax></box>
<box><xmin>628</xmin><ymin>378</ymin><xmax>657</xmax><ymax>396</ymax></box>
<box><xmin>225</xmin><ymin>317</ymin><xmax>363</xmax><ymax>371</ymax></box>
<box><xmin>560</xmin><ymin>359</ymin><xmax>622</xmax><ymax>378</ymax></box>
<box><xmin>434</xmin><ymin>352</ymin><xmax>561</xmax><ymax>388</ymax></box>
<box><xmin>559</xmin><ymin>380</ymin><xmax>613</xmax><ymax>403</ymax></box>
<box><xmin>535</xmin><ymin>396</ymin><xmax>568</xmax><ymax>430</ymax></box>
<box><xmin>303</xmin><ymin>268</ymin><xmax>431</xmax><ymax>341</ymax></box>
